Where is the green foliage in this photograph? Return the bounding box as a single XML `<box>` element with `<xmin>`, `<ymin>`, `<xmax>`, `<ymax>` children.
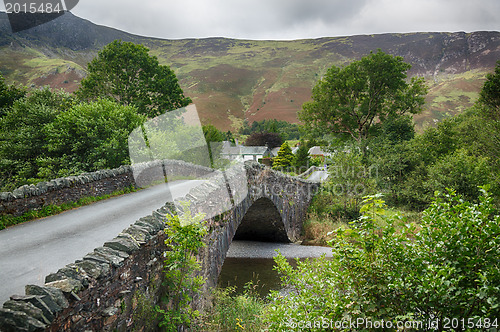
<box><xmin>202</xmin><ymin>283</ymin><xmax>265</xmax><ymax>331</ymax></box>
<box><xmin>264</xmin><ymin>190</ymin><xmax>500</xmax><ymax>330</ymax></box>
<box><xmin>292</xmin><ymin>140</ymin><xmax>310</xmax><ymax>170</ymax></box>
<box><xmin>374</xmin><ymin>114</ymin><xmax>415</xmax><ymax>143</ymax></box>
<box><xmin>308</xmin><ymin>155</ymin><xmax>322</xmax><ymax>167</ymax></box>
<box><xmin>156</xmin><ymin>203</ymin><xmax>207</xmax><ymax>332</ymax></box>
<box><xmin>426</xmin><ymin>148</ymin><xmax>492</xmax><ymax>202</ymax></box>
<box><xmin>0</xmin><ymin>88</ymin><xmax>75</xmax><ymax>190</ymax></box>
<box><xmin>324</xmin><ymin>147</ymin><xmax>377</xmax><ymax>219</ymax></box>
<box><xmin>239</xmin><ymin>119</ymin><xmax>301</xmax><ymax>140</ymax></box>
<box><xmin>300</xmin><ymin>50</ymin><xmax>427</xmax><ymax>143</ymax></box>
<box><xmin>131</xmin><ymin>290</ymin><xmax>160</xmax><ymax>331</ymax></box>
<box><xmin>77</xmin><ymin>40</ymin><xmax>191</xmax><ymax>117</ymax></box>
<box><xmin>389</xmin><ymin>106</ymin><xmax>500</xmax><ymax>209</ymax></box>
<box><xmin>202</xmin><ymin>124</ymin><xmax>226</xmax><ymax>168</ymax></box>
<box><xmin>479</xmin><ymin>60</ymin><xmax>500</xmax><ymax>118</ymax></box>
<box><xmin>224</xmin><ymin>130</ymin><xmax>235</xmax><ymax>144</ymax></box>
<box><xmin>44</xmin><ymin>99</ymin><xmax>145</xmax><ymax>175</ymax></box>
<box><xmin>412</xmin><ymin>187</ymin><xmax>500</xmax><ymax>321</ymax></box>
<box><xmin>0</xmin><ymin>73</ymin><xmax>26</xmax><ymax>117</ymax></box>
<box><xmin>202</xmin><ymin>124</ymin><xmax>225</xmax><ymax>143</ymax></box>
<box><xmin>272</xmin><ymin>142</ymin><xmax>294</xmax><ymax>170</ymax></box>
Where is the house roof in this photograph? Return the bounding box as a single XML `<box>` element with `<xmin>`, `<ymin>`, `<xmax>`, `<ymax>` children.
<box><xmin>270</xmin><ymin>147</ymin><xmax>281</xmax><ymax>157</ymax></box>
<box><xmin>221</xmin><ymin>146</ymin><xmax>241</xmax><ymax>155</ymax></box>
<box><xmin>240</xmin><ymin>146</ymin><xmax>270</xmax><ymax>155</ymax></box>
<box><xmin>308</xmin><ymin>146</ymin><xmax>330</xmax><ymax>156</ymax></box>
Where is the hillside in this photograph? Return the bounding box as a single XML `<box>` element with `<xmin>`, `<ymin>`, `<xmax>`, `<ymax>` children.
<box><xmin>1</xmin><ymin>12</ymin><xmax>499</xmax><ymax>131</ymax></box>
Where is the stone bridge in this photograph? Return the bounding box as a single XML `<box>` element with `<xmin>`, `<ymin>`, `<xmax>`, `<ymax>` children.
<box><xmin>0</xmin><ymin>161</ymin><xmax>320</xmax><ymax>331</ymax></box>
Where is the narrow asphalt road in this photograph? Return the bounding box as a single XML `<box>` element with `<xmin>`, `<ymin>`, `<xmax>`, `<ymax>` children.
<box><xmin>0</xmin><ymin>180</ymin><xmax>205</xmax><ymax>304</ymax></box>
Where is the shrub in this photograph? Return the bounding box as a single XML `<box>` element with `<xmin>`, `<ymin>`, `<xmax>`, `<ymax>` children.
<box><xmin>264</xmin><ymin>188</ymin><xmax>500</xmax><ymax>331</ymax></box>
<box><xmin>156</xmin><ymin>203</ymin><xmax>207</xmax><ymax>331</ymax></box>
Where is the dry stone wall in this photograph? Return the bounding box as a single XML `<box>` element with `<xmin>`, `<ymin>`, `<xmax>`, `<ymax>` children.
<box><xmin>0</xmin><ymin>160</ymin><xmax>214</xmax><ymax>218</ymax></box>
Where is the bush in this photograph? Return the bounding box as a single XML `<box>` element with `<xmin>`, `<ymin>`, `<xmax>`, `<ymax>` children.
<box><xmin>0</xmin><ymin>88</ymin><xmax>74</xmax><ymax>189</ymax></box>
<box><xmin>156</xmin><ymin>203</ymin><xmax>207</xmax><ymax>331</ymax></box>
<box><xmin>264</xmin><ymin>189</ymin><xmax>500</xmax><ymax>331</ymax></box>
<box><xmin>425</xmin><ymin>148</ymin><xmax>492</xmax><ymax>202</ymax></box>
<box><xmin>44</xmin><ymin>98</ymin><xmax>145</xmax><ymax>175</ymax></box>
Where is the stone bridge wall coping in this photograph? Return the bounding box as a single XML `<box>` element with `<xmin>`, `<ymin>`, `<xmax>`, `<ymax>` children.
<box><xmin>0</xmin><ymin>161</ymin><xmax>318</xmax><ymax>331</ymax></box>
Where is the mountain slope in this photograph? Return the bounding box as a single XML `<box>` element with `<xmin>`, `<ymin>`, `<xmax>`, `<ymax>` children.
<box><xmin>0</xmin><ymin>12</ymin><xmax>499</xmax><ymax>131</ymax></box>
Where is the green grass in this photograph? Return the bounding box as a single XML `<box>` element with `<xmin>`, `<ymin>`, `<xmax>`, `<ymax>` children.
<box><xmin>199</xmin><ymin>284</ymin><xmax>266</xmax><ymax>332</ymax></box>
<box><xmin>0</xmin><ymin>185</ymin><xmax>137</xmax><ymax>230</ymax></box>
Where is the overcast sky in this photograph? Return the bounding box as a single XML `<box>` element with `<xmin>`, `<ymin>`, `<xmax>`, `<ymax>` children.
<box><xmin>3</xmin><ymin>0</ymin><xmax>500</xmax><ymax>40</ymax></box>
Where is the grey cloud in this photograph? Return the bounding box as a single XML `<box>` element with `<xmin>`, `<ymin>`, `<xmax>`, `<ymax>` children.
<box><xmin>71</xmin><ymin>0</ymin><xmax>499</xmax><ymax>40</ymax></box>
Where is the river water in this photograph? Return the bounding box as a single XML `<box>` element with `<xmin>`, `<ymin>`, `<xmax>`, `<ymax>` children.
<box><xmin>217</xmin><ymin>241</ymin><xmax>332</xmax><ymax>297</ymax></box>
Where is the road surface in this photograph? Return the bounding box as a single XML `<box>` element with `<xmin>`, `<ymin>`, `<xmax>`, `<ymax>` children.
<box><xmin>0</xmin><ymin>180</ymin><xmax>204</xmax><ymax>304</ymax></box>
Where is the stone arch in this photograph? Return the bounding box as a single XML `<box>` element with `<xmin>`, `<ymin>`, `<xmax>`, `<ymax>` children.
<box><xmin>233</xmin><ymin>197</ymin><xmax>289</xmax><ymax>243</ymax></box>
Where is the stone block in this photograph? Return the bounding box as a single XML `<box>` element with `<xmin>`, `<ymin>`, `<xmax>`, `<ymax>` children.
<box><xmin>44</xmin><ymin>278</ymin><xmax>83</xmax><ymax>294</ymax></box>
<box><xmin>84</xmin><ymin>251</ymin><xmax>125</xmax><ymax>268</ymax></box>
<box><xmin>104</xmin><ymin>235</ymin><xmax>140</xmax><ymax>254</ymax></box>
<box><xmin>45</xmin><ymin>265</ymin><xmax>89</xmax><ymax>289</ymax></box>
<box><xmin>94</xmin><ymin>246</ymin><xmax>130</xmax><ymax>259</ymax></box>
<box><xmin>3</xmin><ymin>300</ymin><xmax>51</xmax><ymax>325</ymax></box>
<box><xmin>0</xmin><ymin>192</ymin><xmax>14</xmax><ymax>201</ymax></box>
<box><xmin>10</xmin><ymin>295</ymin><xmax>56</xmax><ymax>321</ymax></box>
<box><xmin>137</xmin><ymin>215</ymin><xmax>164</xmax><ymax>233</ymax></box>
<box><xmin>12</xmin><ymin>187</ymin><xmax>26</xmax><ymax>199</ymax></box>
<box><xmin>25</xmin><ymin>285</ymin><xmax>69</xmax><ymax>309</ymax></box>
<box><xmin>0</xmin><ymin>308</ymin><xmax>46</xmax><ymax>332</ymax></box>
<box><xmin>123</xmin><ymin>225</ymin><xmax>152</xmax><ymax>244</ymax></box>
<box><xmin>75</xmin><ymin>260</ymin><xmax>111</xmax><ymax>279</ymax></box>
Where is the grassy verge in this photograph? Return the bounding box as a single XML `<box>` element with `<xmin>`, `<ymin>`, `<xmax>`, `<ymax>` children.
<box><xmin>0</xmin><ymin>185</ymin><xmax>137</xmax><ymax>230</ymax></box>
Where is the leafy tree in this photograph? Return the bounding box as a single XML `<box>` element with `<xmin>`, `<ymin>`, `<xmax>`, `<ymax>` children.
<box><xmin>77</xmin><ymin>40</ymin><xmax>191</xmax><ymax>117</ymax></box>
<box><xmin>244</xmin><ymin>132</ymin><xmax>282</xmax><ymax>148</ymax></box>
<box><xmin>292</xmin><ymin>140</ymin><xmax>310</xmax><ymax>170</ymax></box>
<box><xmin>367</xmin><ymin>115</ymin><xmax>416</xmax><ymax>204</ymax></box>
<box><xmin>479</xmin><ymin>60</ymin><xmax>500</xmax><ymax>118</ymax></box>
<box><xmin>0</xmin><ymin>88</ymin><xmax>74</xmax><ymax>189</ymax></box>
<box><xmin>299</xmin><ymin>50</ymin><xmax>427</xmax><ymax>143</ymax></box>
<box><xmin>392</xmin><ymin>106</ymin><xmax>500</xmax><ymax>209</ymax></box>
<box><xmin>44</xmin><ymin>99</ymin><xmax>145</xmax><ymax>174</ymax></box>
<box><xmin>202</xmin><ymin>124</ymin><xmax>224</xmax><ymax>144</ymax></box>
<box><xmin>0</xmin><ymin>73</ymin><xmax>26</xmax><ymax>117</ymax></box>
<box><xmin>272</xmin><ymin>142</ymin><xmax>294</xmax><ymax>170</ymax></box>
<box><xmin>239</xmin><ymin>119</ymin><xmax>251</xmax><ymax>135</ymax></box>
<box><xmin>239</xmin><ymin>119</ymin><xmax>301</xmax><ymax>140</ymax></box>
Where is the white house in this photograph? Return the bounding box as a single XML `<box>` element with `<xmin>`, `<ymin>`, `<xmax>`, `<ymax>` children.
<box><xmin>220</xmin><ymin>142</ymin><xmax>271</xmax><ymax>161</ymax></box>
